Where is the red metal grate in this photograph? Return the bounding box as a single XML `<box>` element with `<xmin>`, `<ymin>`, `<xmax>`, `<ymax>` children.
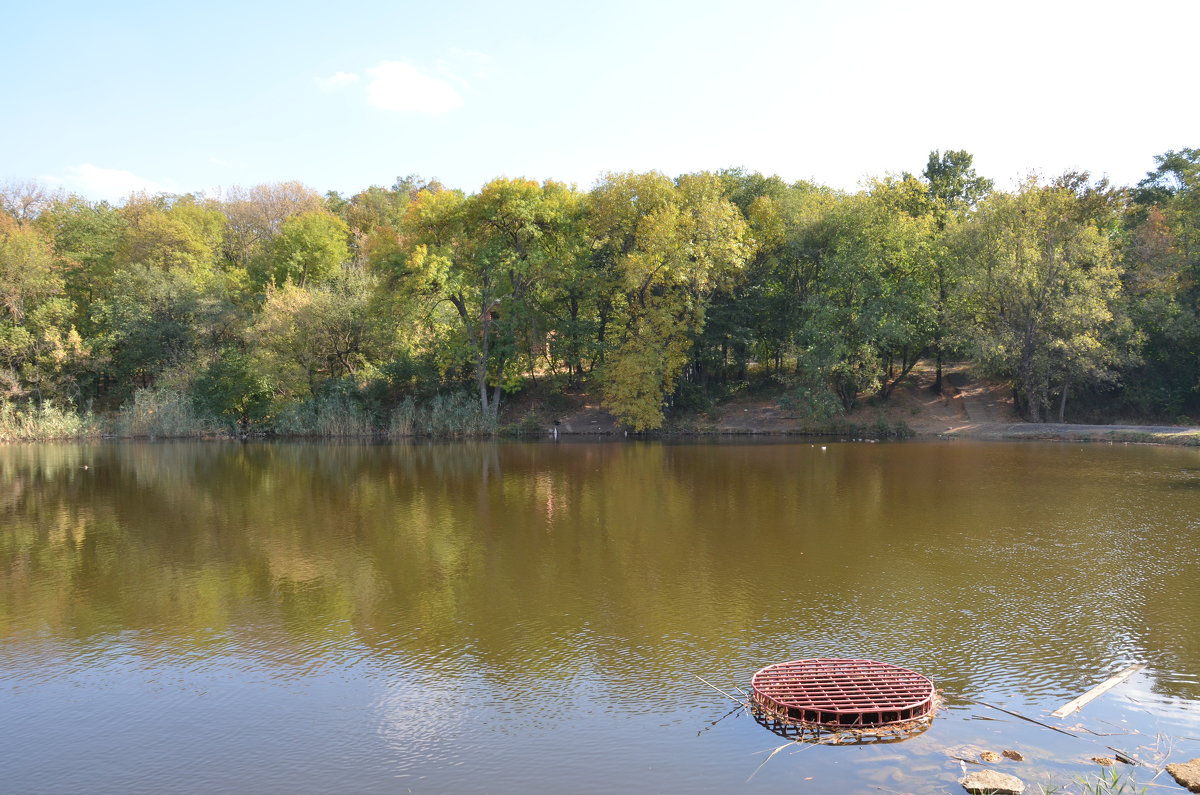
<box><xmin>751</xmin><ymin>658</ymin><xmax>934</xmax><ymax>728</ymax></box>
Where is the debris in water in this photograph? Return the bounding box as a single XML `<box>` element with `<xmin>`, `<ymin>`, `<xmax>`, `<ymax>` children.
<box><xmin>944</xmin><ymin>744</ymin><xmax>989</xmax><ymax>764</ymax></box>
<box><xmin>1051</xmin><ymin>664</ymin><xmax>1145</xmax><ymax>718</ymax></box>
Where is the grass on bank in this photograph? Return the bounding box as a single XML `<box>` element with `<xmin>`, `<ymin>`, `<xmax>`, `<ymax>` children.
<box><xmin>272</xmin><ymin>392</ymin><xmax>377</xmax><ymax>437</ymax></box>
<box><xmin>1038</xmin><ymin>767</ymin><xmax>1147</xmax><ymax>794</ymax></box>
<box><xmin>113</xmin><ymin>386</ymin><xmax>221</xmax><ymax>438</ymax></box>
<box><xmin>0</xmin><ymin>400</ymin><xmax>100</xmax><ymax>442</ymax></box>
<box><xmin>2</xmin><ymin>387</ymin><xmax>499</xmax><ymax>442</ymax></box>
<box><xmin>389</xmin><ymin>393</ymin><xmax>496</xmax><ymax>437</ymax></box>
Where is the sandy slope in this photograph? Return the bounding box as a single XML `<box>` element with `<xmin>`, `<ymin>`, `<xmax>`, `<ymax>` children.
<box><xmin>707</xmin><ymin>364</ymin><xmax>1014</xmax><ymax>436</ymax></box>
<box><xmin>547</xmin><ymin>364</ymin><xmax>1200</xmax><ymax>445</ymax></box>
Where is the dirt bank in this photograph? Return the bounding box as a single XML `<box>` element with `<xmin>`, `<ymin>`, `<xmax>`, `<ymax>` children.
<box><xmin>539</xmin><ymin>366</ymin><xmax>1200</xmax><ymax>446</ymax></box>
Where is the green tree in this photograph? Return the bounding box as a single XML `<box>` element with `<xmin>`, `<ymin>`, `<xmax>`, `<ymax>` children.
<box><xmin>401</xmin><ymin>178</ymin><xmax>578</xmax><ymax>420</ymax></box>
<box><xmin>922</xmin><ymin>149</ymin><xmax>993</xmax><ymax>391</ymax></box>
<box><xmin>733</xmin><ymin>181</ymin><xmax>835</xmax><ymax>378</ymax></box>
<box><xmin>252</xmin><ymin>266</ymin><xmax>384</xmax><ymax>399</ymax></box>
<box><xmin>191</xmin><ymin>350</ymin><xmax>272</xmax><ymax>432</ymax></box>
<box><xmin>923</xmin><ymin>150</ymin><xmax>993</xmax><ymax>215</ymax></box>
<box><xmin>1124</xmin><ymin>148</ymin><xmax>1200</xmax><ymax>416</ymax></box>
<box><xmin>90</xmin><ymin>264</ymin><xmax>235</xmax><ymax>403</ymax></box>
<box><xmin>35</xmin><ymin>196</ymin><xmax>128</xmax><ymax>327</ymax></box>
<box><xmin>329</xmin><ymin>177</ymin><xmax>428</xmax><ymax>270</ymax></box>
<box><xmin>688</xmin><ymin>170</ymin><xmax>791</xmax><ymax>393</ymax></box>
<box><xmin>0</xmin><ymin>216</ymin><xmax>62</xmax><ymax>323</ymax></box>
<box><xmin>955</xmin><ymin>179</ymin><xmax>1134</xmax><ymax>421</ymax></box>
<box><xmin>115</xmin><ymin>194</ymin><xmax>225</xmax><ymax>273</ymax></box>
<box><xmin>263</xmin><ymin>211</ymin><xmax>350</xmax><ymax>286</ymax></box>
<box><xmin>538</xmin><ymin>232</ymin><xmax>609</xmax><ymax>387</ymax></box>
<box><xmin>786</xmin><ymin>189</ymin><xmax>937</xmax><ymax>410</ymax></box>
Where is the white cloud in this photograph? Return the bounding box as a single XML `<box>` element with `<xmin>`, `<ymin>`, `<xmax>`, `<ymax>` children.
<box><xmin>58</xmin><ymin>164</ymin><xmax>175</xmax><ymax>201</ymax></box>
<box><xmin>365</xmin><ymin>61</ymin><xmax>463</xmax><ymax>114</ymax></box>
<box><xmin>315</xmin><ymin>71</ymin><xmax>360</xmax><ymax>91</ymax></box>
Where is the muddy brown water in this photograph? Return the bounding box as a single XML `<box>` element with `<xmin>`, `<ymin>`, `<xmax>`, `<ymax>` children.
<box><xmin>1</xmin><ymin>440</ymin><xmax>1198</xmax><ymax>793</ymax></box>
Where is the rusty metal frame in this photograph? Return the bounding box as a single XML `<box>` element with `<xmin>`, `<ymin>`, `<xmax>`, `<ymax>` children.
<box><xmin>751</xmin><ymin>658</ymin><xmax>934</xmax><ymax>729</ymax></box>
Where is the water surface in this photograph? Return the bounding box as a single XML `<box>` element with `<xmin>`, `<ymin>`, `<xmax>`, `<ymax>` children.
<box><xmin>2</xmin><ymin>440</ymin><xmax>1198</xmax><ymax>792</ymax></box>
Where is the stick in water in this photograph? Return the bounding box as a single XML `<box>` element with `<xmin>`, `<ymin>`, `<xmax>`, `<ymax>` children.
<box><xmin>961</xmin><ymin>698</ymin><xmax>1079</xmax><ymax>737</ymax></box>
<box><xmin>1050</xmin><ymin>664</ymin><xmax>1145</xmax><ymax>718</ymax></box>
<box><xmin>694</xmin><ymin>674</ymin><xmax>752</xmax><ymax>709</ymax></box>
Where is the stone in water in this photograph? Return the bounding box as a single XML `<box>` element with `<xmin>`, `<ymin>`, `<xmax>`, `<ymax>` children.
<box><xmin>960</xmin><ymin>769</ymin><xmax>1025</xmax><ymax>795</ymax></box>
<box><xmin>1166</xmin><ymin>758</ymin><xmax>1200</xmax><ymax>793</ymax></box>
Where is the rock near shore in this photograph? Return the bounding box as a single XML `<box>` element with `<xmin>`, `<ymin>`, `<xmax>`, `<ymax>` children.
<box><xmin>960</xmin><ymin>769</ymin><xmax>1025</xmax><ymax>794</ymax></box>
<box><xmin>1167</xmin><ymin>758</ymin><xmax>1200</xmax><ymax>793</ymax></box>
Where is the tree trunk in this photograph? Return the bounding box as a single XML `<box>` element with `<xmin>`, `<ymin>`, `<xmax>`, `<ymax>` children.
<box><xmin>1020</xmin><ymin>360</ymin><xmax>1042</xmax><ymax>422</ymax></box>
<box><xmin>880</xmin><ymin>347</ymin><xmax>926</xmax><ymax>399</ymax></box>
<box><xmin>933</xmin><ymin>273</ymin><xmax>948</xmax><ymax>393</ymax></box>
<box><xmin>490</xmin><ymin>379</ymin><xmax>503</xmax><ymax>420</ymax></box>
<box><xmin>567</xmin><ymin>294</ymin><xmax>581</xmax><ymax>387</ymax></box>
<box><xmin>476</xmin><ymin>349</ymin><xmax>489</xmax><ymax>416</ymax></box>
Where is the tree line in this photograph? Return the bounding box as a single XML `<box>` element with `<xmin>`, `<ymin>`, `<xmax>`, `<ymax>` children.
<box><xmin>1</xmin><ymin>148</ymin><xmax>1198</xmax><ymax>435</ymax></box>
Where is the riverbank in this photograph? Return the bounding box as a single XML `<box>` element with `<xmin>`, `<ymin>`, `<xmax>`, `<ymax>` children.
<box><xmin>5</xmin><ymin>366</ymin><xmax>1199</xmax><ymax>446</ymax></box>
<box><xmin>946</xmin><ymin>422</ymin><xmax>1200</xmax><ymax>445</ymax></box>
<box><xmin>543</xmin><ymin>365</ymin><xmax>1200</xmax><ymax>446</ymax></box>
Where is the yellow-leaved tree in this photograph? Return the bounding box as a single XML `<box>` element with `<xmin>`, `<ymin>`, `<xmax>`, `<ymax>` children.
<box><xmin>588</xmin><ymin>172</ymin><xmax>752</xmax><ymax>431</ymax></box>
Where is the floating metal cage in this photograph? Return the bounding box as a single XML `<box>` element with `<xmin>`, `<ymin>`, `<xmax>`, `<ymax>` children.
<box><xmin>751</xmin><ymin>658</ymin><xmax>935</xmax><ymax>729</ymax></box>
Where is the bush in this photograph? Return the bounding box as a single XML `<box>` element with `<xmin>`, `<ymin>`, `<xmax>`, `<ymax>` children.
<box><xmin>115</xmin><ymin>386</ymin><xmax>218</xmax><ymax>438</ymax></box>
<box><xmin>190</xmin><ymin>352</ymin><xmax>273</xmax><ymax>433</ymax></box>
<box><xmin>777</xmin><ymin>375</ymin><xmax>843</xmax><ymax>422</ymax></box>
<box><xmin>389</xmin><ymin>392</ymin><xmax>494</xmax><ymax>437</ymax></box>
<box><xmin>0</xmin><ymin>400</ymin><xmax>98</xmax><ymax>441</ymax></box>
<box><xmin>271</xmin><ymin>391</ymin><xmax>377</xmax><ymax>437</ymax></box>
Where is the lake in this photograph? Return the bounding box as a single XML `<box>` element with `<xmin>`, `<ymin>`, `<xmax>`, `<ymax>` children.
<box><xmin>2</xmin><ymin>440</ymin><xmax>1198</xmax><ymax>793</ymax></box>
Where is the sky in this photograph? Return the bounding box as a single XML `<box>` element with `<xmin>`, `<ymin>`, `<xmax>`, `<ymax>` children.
<box><xmin>4</xmin><ymin>0</ymin><xmax>1198</xmax><ymax>202</ymax></box>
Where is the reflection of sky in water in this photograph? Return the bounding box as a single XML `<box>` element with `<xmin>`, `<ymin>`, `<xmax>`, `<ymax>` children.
<box><xmin>1114</xmin><ymin>675</ymin><xmax>1200</xmax><ymax>733</ymax></box>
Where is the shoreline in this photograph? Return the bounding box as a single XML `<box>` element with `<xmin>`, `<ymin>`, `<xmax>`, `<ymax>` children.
<box><xmin>557</xmin><ymin>421</ymin><xmax>1200</xmax><ymax>446</ymax></box>
<box><xmin>939</xmin><ymin>421</ymin><xmax>1200</xmax><ymax>446</ymax></box>
<box><xmin>6</xmin><ymin>421</ymin><xmax>1199</xmax><ymax>446</ymax></box>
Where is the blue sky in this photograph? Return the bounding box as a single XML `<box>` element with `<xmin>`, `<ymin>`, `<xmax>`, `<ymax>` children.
<box><xmin>5</xmin><ymin>0</ymin><xmax>1198</xmax><ymax>201</ymax></box>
